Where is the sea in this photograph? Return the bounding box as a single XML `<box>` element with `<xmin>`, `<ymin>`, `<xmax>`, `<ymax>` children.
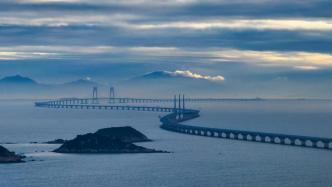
<box><xmin>1</xmin><ymin>99</ymin><xmax>332</xmax><ymax>187</ymax></box>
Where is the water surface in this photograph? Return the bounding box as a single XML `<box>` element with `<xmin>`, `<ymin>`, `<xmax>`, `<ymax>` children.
<box><xmin>1</xmin><ymin>100</ymin><xmax>332</xmax><ymax>187</ymax></box>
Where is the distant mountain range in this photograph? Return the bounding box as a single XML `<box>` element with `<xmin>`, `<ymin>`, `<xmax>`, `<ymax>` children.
<box><xmin>0</xmin><ymin>75</ymin><xmax>104</xmax><ymax>99</ymax></box>
<box><xmin>0</xmin><ymin>72</ymin><xmax>326</xmax><ymax>99</ymax></box>
<box><xmin>0</xmin><ymin>75</ymin><xmax>101</xmax><ymax>87</ymax></box>
<box><xmin>0</xmin><ymin>71</ymin><xmax>226</xmax><ymax>98</ymax></box>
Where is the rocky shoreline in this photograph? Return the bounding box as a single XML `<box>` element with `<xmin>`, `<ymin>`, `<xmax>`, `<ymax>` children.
<box><xmin>0</xmin><ymin>145</ymin><xmax>24</xmax><ymax>163</ymax></box>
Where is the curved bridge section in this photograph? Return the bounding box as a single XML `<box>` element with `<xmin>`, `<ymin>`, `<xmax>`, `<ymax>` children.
<box><xmin>160</xmin><ymin>110</ymin><xmax>332</xmax><ymax>150</ymax></box>
<box><xmin>35</xmin><ymin>97</ymin><xmax>332</xmax><ymax>151</ymax></box>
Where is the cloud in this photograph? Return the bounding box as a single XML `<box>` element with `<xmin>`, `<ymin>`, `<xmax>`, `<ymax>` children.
<box><xmin>0</xmin><ymin>51</ymin><xmax>57</xmax><ymax>60</ymax></box>
<box><xmin>171</xmin><ymin>70</ymin><xmax>225</xmax><ymax>81</ymax></box>
<box><xmin>294</xmin><ymin>66</ymin><xmax>319</xmax><ymax>71</ymax></box>
<box><xmin>1</xmin><ymin>1</ymin><xmax>332</xmax><ymax>32</ymax></box>
<box><xmin>211</xmin><ymin>50</ymin><xmax>332</xmax><ymax>70</ymax></box>
<box><xmin>1</xmin><ymin>0</ymin><xmax>332</xmax><ymax>55</ymax></box>
<box><xmin>121</xmin><ymin>47</ymin><xmax>332</xmax><ymax>70</ymax></box>
<box><xmin>1</xmin><ymin>10</ymin><xmax>332</xmax><ymax>32</ymax></box>
<box><xmin>131</xmin><ymin>19</ymin><xmax>332</xmax><ymax>31</ymax></box>
<box><xmin>0</xmin><ymin>11</ymin><xmax>138</xmax><ymax>27</ymax></box>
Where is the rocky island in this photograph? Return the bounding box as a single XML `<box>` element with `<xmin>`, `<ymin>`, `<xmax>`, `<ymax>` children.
<box><xmin>94</xmin><ymin>126</ymin><xmax>151</xmax><ymax>143</ymax></box>
<box><xmin>54</xmin><ymin>126</ymin><xmax>167</xmax><ymax>154</ymax></box>
<box><xmin>0</xmin><ymin>145</ymin><xmax>24</xmax><ymax>163</ymax></box>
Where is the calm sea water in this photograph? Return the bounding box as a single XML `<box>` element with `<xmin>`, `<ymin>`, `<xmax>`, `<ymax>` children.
<box><xmin>1</xmin><ymin>100</ymin><xmax>332</xmax><ymax>187</ymax></box>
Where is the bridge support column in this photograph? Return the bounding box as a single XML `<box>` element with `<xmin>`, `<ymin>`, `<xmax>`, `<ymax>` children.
<box><xmin>109</xmin><ymin>87</ymin><xmax>115</xmax><ymax>103</ymax></box>
<box><xmin>92</xmin><ymin>87</ymin><xmax>98</xmax><ymax>104</ymax></box>
<box><xmin>178</xmin><ymin>94</ymin><xmax>181</xmax><ymax>119</ymax></box>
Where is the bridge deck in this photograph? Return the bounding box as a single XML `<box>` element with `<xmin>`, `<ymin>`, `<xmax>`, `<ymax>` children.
<box><xmin>40</xmin><ymin>97</ymin><xmax>263</xmax><ymax>105</ymax></box>
<box><xmin>35</xmin><ymin>101</ymin><xmax>196</xmax><ymax>113</ymax></box>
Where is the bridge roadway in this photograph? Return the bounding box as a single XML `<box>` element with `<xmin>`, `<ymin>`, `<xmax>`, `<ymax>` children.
<box><xmin>40</xmin><ymin>97</ymin><xmax>263</xmax><ymax>105</ymax></box>
<box><xmin>35</xmin><ymin>99</ymin><xmax>332</xmax><ymax>151</ymax></box>
<box><xmin>35</xmin><ymin>101</ymin><xmax>188</xmax><ymax>113</ymax></box>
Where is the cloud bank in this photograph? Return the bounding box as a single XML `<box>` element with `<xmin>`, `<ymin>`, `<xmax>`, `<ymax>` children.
<box><xmin>0</xmin><ymin>0</ymin><xmax>331</xmax><ymax>97</ymax></box>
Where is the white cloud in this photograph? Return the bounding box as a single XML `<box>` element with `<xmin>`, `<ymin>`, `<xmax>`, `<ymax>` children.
<box><xmin>294</xmin><ymin>66</ymin><xmax>319</xmax><ymax>70</ymax></box>
<box><xmin>211</xmin><ymin>50</ymin><xmax>332</xmax><ymax>70</ymax></box>
<box><xmin>1</xmin><ymin>7</ymin><xmax>332</xmax><ymax>32</ymax></box>
<box><xmin>0</xmin><ymin>51</ymin><xmax>58</xmax><ymax>60</ymax></box>
<box><xmin>172</xmin><ymin>70</ymin><xmax>225</xmax><ymax>81</ymax></box>
<box><xmin>131</xmin><ymin>19</ymin><xmax>332</xmax><ymax>31</ymax></box>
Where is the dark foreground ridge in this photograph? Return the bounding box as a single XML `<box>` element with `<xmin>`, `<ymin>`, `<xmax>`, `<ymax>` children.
<box><xmin>54</xmin><ymin>126</ymin><xmax>167</xmax><ymax>154</ymax></box>
<box><xmin>0</xmin><ymin>145</ymin><xmax>24</xmax><ymax>163</ymax></box>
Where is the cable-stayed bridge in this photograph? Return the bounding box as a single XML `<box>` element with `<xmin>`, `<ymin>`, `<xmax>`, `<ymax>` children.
<box><xmin>35</xmin><ymin>88</ymin><xmax>332</xmax><ymax>151</ymax></box>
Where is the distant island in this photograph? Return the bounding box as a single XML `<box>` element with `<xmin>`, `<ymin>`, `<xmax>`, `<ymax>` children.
<box><xmin>53</xmin><ymin>126</ymin><xmax>167</xmax><ymax>154</ymax></box>
<box><xmin>0</xmin><ymin>145</ymin><xmax>24</xmax><ymax>163</ymax></box>
<box><xmin>44</xmin><ymin>139</ymin><xmax>67</xmax><ymax>144</ymax></box>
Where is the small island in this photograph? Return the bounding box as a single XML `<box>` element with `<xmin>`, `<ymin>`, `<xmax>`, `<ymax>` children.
<box><xmin>0</xmin><ymin>145</ymin><xmax>24</xmax><ymax>163</ymax></box>
<box><xmin>44</xmin><ymin>139</ymin><xmax>67</xmax><ymax>144</ymax></box>
<box><xmin>94</xmin><ymin>126</ymin><xmax>151</xmax><ymax>143</ymax></box>
<box><xmin>54</xmin><ymin>126</ymin><xmax>167</xmax><ymax>154</ymax></box>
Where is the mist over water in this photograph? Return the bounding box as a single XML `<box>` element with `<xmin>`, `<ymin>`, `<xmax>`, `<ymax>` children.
<box><xmin>1</xmin><ymin>100</ymin><xmax>332</xmax><ymax>187</ymax></box>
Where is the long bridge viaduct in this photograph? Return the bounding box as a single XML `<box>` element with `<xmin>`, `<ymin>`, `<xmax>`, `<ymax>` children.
<box><xmin>35</xmin><ymin>89</ymin><xmax>332</xmax><ymax>151</ymax></box>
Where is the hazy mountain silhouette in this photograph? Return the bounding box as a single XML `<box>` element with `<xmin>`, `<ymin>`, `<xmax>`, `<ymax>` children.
<box><xmin>0</xmin><ymin>75</ymin><xmax>38</xmax><ymax>85</ymax></box>
<box><xmin>134</xmin><ymin>71</ymin><xmax>206</xmax><ymax>81</ymax></box>
<box><xmin>118</xmin><ymin>71</ymin><xmax>225</xmax><ymax>97</ymax></box>
<box><xmin>137</xmin><ymin>71</ymin><xmax>176</xmax><ymax>79</ymax></box>
<box><xmin>0</xmin><ymin>75</ymin><xmax>105</xmax><ymax>99</ymax></box>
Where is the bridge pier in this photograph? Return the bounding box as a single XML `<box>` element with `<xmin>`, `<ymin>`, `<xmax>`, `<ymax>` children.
<box><xmin>109</xmin><ymin>87</ymin><xmax>115</xmax><ymax>103</ymax></box>
<box><xmin>255</xmin><ymin>135</ymin><xmax>262</xmax><ymax>142</ymax></box>
<box><xmin>92</xmin><ymin>87</ymin><xmax>98</xmax><ymax>104</ymax></box>
<box><xmin>328</xmin><ymin>142</ymin><xmax>332</xmax><ymax>149</ymax></box>
<box><xmin>220</xmin><ymin>132</ymin><xmax>226</xmax><ymax>138</ymax></box>
<box><xmin>237</xmin><ymin>133</ymin><xmax>244</xmax><ymax>140</ymax></box>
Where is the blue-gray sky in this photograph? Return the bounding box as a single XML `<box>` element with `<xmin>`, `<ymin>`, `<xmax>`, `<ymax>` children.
<box><xmin>0</xmin><ymin>0</ymin><xmax>332</xmax><ymax>98</ymax></box>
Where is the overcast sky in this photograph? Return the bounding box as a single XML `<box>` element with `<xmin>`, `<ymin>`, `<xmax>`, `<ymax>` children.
<box><xmin>0</xmin><ymin>0</ymin><xmax>332</xmax><ymax>98</ymax></box>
